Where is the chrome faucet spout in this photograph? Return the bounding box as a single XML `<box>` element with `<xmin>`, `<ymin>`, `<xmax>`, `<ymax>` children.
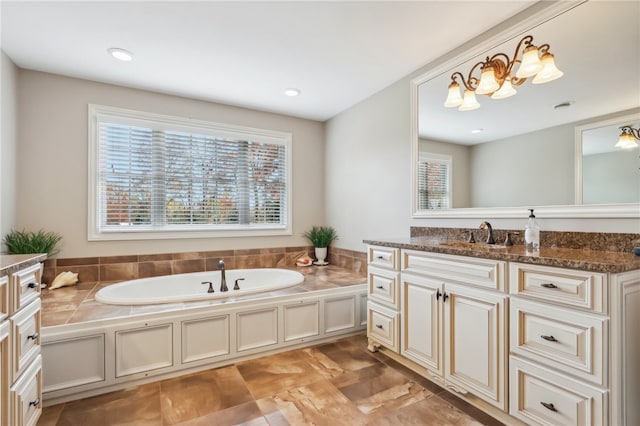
<box><xmin>479</xmin><ymin>221</ymin><xmax>496</xmax><ymax>244</ymax></box>
<box><xmin>218</xmin><ymin>259</ymin><xmax>228</xmax><ymax>292</ymax></box>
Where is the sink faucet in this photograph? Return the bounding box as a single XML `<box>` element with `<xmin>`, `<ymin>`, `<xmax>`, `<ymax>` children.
<box><xmin>479</xmin><ymin>221</ymin><xmax>496</xmax><ymax>244</ymax></box>
<box><xmin>218</xmin><ymin>259</ymin><xmax>228</xmax><ymax>292</ymax></box>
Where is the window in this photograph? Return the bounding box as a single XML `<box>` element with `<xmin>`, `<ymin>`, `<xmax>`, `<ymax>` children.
<box><xmin>418</xmin><ymin>152</ymin><xmax>452</xmax><ymax>210</ymax></box>
<box><xmin>88</xmin><ymin>105</ymin><xmax>292</xmax><ymax>240</ymax></box>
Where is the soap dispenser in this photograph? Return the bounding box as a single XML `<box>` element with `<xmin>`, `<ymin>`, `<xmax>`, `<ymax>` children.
<box><xmin>525</xmin><ymin>209</ymin><xmax>540</xmax><ymax>252</ymax></box>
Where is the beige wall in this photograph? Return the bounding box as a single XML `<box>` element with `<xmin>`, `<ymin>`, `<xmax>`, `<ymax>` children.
<box><xmin>1</xmin><ymin>51</ymin><xmax>18</xmax><ymax>238</ymax></box>
<box><xmin>16</xmin><ymin>70</ymin><xmax>325</xmax><ymax>258</ymax></box>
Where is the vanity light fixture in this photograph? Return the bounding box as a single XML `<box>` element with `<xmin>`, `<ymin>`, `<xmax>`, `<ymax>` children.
<box><xmin>107</xmin><ymin>48</ymin><xmax>134</xmax><ymax>62</ymax></box>
<box><xmin>444</xmin><ymin>35</ymin><xmax>563</xmax><ymax>111</ymax></box>
<box><xmin>615</xmin><ymin>126</ymin><xmax>640</xmax><ymax>149</ymax></box>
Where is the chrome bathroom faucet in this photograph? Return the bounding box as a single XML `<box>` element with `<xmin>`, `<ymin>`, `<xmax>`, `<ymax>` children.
<box><xmin>218</xmin><ymin>259</ymin><xmax>228</xmax><ymax>292</ymax></box>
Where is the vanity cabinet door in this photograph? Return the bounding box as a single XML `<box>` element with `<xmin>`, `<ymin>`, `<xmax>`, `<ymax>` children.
<box><xmin>443</xmin><ymin>283</ymin><xmax>507</xmax><ymax>410</ymax></box>
<box><xmin>401</xmin><ymin>273</ymin><xmax>442</xmax><ymax>377</ymax></box>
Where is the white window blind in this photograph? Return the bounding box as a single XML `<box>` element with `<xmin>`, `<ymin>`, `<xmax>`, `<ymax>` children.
<box><xmin>88</xmin><ymin>105</ymin><xmax>292</xmax><ymax>240</ymax></box>
<box><xmin>418</xmin><ymin>153</ymin><xmax>452</xmax><ymax>210</ymax></box>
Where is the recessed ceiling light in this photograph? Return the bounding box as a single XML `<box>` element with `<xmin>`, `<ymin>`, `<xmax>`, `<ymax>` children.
<box><xmin>471</xmin><ymin>128</ymin><xmax>484</xmax><ymax>134</ymax></box>
<box><xmin>284</xmin><ymin>88</ymin><xmax>301</xmax><ymax>97</ymax></box>
<box><xmin>108</xmin><ymin>48</ymin><xmax>134</xmax><ymax>62</ymax></box>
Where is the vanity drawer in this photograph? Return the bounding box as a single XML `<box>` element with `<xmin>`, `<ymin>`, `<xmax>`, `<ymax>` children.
<box><xmin>510</xmin><ymin>297</ymin><xmax>607</xmax><ymax>386</ymax></box>
<box><xmin>509</xmin><ymin>356</ymin><xmax>606</xmax><ymax>426</ymax></box>
<box><xmin>11</xmin><ymin>300</ymin><xmax>41</xmax><ymax>383</ymax></box>
<box><xmin>10</xmin><ymin>264</ymin><xmax>42</xmax><ymax>315</ymax></box>
<box><xmin>367</xmin><ymin>302</ymin><xmax>399</xmax><ymax>353</ymax></box>
<box><xmin>509</xmin><ymin>263</ymin><xmax>607</xmax><ymax>314</ymax></box>
<box><xmin>368</xmin><ymin>246</ymin><xmax>399</xmax><ymax>270</ymax></box>
<box><xmin>10</xmin><ymin>354</ymin><xmax>42</xmax><ymax>426</ymax></box>
<box><xmin>368</xmin><ymin>266</ymin><xmax>399</xmax><ymax>309</ymax></box>
<box><xmin>402</xmin><ymin>249</ymin><xmax>506</xmax><ymax>292</ymax></box>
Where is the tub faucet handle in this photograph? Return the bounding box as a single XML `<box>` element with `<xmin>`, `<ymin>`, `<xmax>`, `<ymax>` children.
<box><xmin>234</xmin><ymin>278</ymin><xmax>245</xmax><ymax>290</ymax></box>
<box><xmin>201</xmin><ymin>281</ymin><xmax>214</xmax><ymax>293</ymax></box>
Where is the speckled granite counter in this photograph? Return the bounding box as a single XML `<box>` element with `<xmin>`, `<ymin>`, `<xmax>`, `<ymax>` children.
<box><xmin>41</xmin><ymin>264</ymin><xmax>367</xmax><ymax>328</ymax></box>
<box><xmin>363</xmin><ymin>237</ymin><xmax>640</xmax><ymax>274</ymax></box>
<box><xmin>0</xmin><ymin>253</ymin><xmax>47</xmax><ymax>276</ymax></box>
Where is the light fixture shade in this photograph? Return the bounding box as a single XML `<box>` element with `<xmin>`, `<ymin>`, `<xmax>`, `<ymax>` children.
<box><xmin>475</xmin><ymin>65</ymin><xmax>500</xmax><ymax>95</ymax></box>
<box><xmin>458</xmin><ymin>90</ymin><xmax>480</xmax><ymax>111</ymax></box>
<box><xmin>532</xmin><ymin>53</ymin><xmax>563</xmax><ymax>84</ymax></box>
<box><xmin>615</xmin><ymin>131</ymin><xmax>639</xmax><ymax>149</ymax></box>
<box><xmin>515</xmin><ymin>45</ymin><xmax>543</xmax><ymax>78</ymax></box>
<box><xmin>444</xmin><ymin>81</ymin><xmax>463</xmax><ymax>107</ymax></box>
<box><xmin>491</xmin><ymin>77</ymin><xmax>517</xmax><ymax>99</ymax></box>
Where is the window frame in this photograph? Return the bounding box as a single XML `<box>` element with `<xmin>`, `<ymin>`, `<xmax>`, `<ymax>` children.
<box><xmin>88</xmin><ymin>104</ymin><xmax>293</xmax><ymax>241</ymax></box>
<box><xmin>418</xmin><ymin>152</ymin><xmax>452</xmax><ymax>210</ymax></box>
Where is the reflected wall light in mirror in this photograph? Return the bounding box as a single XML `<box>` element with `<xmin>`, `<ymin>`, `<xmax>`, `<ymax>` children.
<box><xmin>444</xmin><ymin>34</ymin><xmax>562</xmax><ymax>111</ymax></box>
<box><xmin>615</xmin><ymin>126</ymin><xmax>640</xmax><ymax>149</ymax></box>
<box><xmin>411</xmin><ymin>0</ymin><xmax>640</xmax><ymax>219</ymax></box>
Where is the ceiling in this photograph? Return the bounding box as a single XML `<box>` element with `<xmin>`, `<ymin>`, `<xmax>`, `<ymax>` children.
<box><xmin>0</xmin><ymin>1</ymin><xmax>536</xmax><ymax>122</ymax></box>
<box><xmin>417</xmin><ymin>1</ymin><xmax>640</xmax><ymax>148</ymax></box>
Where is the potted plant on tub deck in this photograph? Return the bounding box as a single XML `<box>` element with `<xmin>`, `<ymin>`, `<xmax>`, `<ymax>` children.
<box><xmin>303</xmin><ymin>225</ymin><xmax>338</xmax><ymax>265</ymax></box>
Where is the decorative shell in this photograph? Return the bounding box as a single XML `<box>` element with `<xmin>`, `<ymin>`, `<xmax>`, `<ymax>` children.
<box><xmin>295</xmin><ymin>254</ymin><xmax>313</xmax><ymax>267</ymax></box>
<box><xmin>49</xmin><ymin>271</ymin><xmax>79</xmax><ymax>290</ymax></box>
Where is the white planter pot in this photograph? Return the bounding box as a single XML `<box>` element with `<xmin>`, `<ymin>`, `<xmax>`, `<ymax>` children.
<box><xmin>314</xmin><ymin>247</ymin><xmax>328</xmax><ymax>265</ymax></box>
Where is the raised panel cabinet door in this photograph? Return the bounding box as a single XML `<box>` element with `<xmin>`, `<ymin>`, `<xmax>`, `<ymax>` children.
<box><xmin>42</xmin><ymin>334</ymin><xmax>105</xmax><ymax>393</ymax></box>
<box><xmin>181</xmin><ymin>315</ymin><xmax>230</xmax><ymax>364</ymax></box>
<box><xmin>236</xmin><ymin>307</ymin><xmax>278</xmax><ymax>352</ymax></box>
<box><xmin>283</xmin><ymin>301</ymin><xmax>319</xmax><ymax>342</ymax></box>
<box><xmin>401</xmin><ymin>273</ymin><xmax>442</xmax><ymax>376</ymax></box>
<box><xmin>324</xmin><ymin>296</ymin><xmax>356</xmax><ymax>334</ymax></box>
<box><xmin>115</xmin><ymin>323</ymin><xmax>173</xmax><ymax>378</ymax></box>
<box><xmin>443</xmin><ymin>283</ymin><xmax>507</xmax><ymax>410</ymax></box>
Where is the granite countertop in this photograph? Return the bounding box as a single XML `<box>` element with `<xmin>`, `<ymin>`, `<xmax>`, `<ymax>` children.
<box><xmin>41</xmin><ymin>265</ymin><xmax>367</xmax><ymax>328</ymax></box>
<box><xmin>0</xmin><ymin>253</ymin><xmax>47</xmax><ymax>277</ymax></box>
<box><xmin>364</xmin><ymin>237</ymin><xmax>640</xmax><ymax>274</ymax></box>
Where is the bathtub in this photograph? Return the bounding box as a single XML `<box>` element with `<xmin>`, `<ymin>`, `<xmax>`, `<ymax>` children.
<box><xmin>95</xmin><ymin>268</ymin><xmax>305</xmax><ymax>305</ymax></box>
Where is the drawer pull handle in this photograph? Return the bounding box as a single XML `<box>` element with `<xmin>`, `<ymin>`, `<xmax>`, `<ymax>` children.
<box><xmin>27</xmin><ymin>332</ymin><xmax>39</xmax><ymax>340</ymax></box>
<box><xmin>540</xmin><ymin>401</ymin><xmax>558</xmax><ymax>412</ymax></box>
<box><xmin>375</xmin><ymin>324</ymin><xmax>383</xmax><ymax>329</ymax></box>
<box><xmin>540</xmin><ymin>335</ymin><xmax>558</xmax><ymax>342</ymax></box>
<box><xmin>376</xmin><ymin>255</ymin><xmax>385</xmax><ymax>259</ymax></box>
<box><xmin>442</xmin><ymin>292</ymin><xmax>449</xmax><ymax>302</ymax></box>
<box><xmin>27</xmin><ymin>282</ymin><xmax>38</xmax><ymax>289</ymax></box>
<box><xmin>436</xmin><ymin>290</ymin><xmax>442</xmax><ymax>301</ymax></box>
<box><xmin>541</xmin><ymin>283</ymin><xmax>558</xmax><ymax>289</ymax></box>
<box><xmin>29</xmin><ymin>398</ymin><xmax>40</xmax><ymax>408</ymax></box>
<box><xmin>376</xmin><ymin>285</ymin><xmax>384</xmax><ymax>289</ymax></box>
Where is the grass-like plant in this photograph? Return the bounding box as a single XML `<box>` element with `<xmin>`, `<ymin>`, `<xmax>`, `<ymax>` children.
<box><xmin>303</xmin><ymin>225</ymin><xmax>338</xmax><ymax>248</ymax></box>
<box><xmin>2</xmin><ymin>229</ymin><xmax>63</xmax><ymax>257</ymax></box>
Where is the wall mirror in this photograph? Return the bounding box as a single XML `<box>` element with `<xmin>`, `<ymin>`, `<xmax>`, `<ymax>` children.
<box><xmin>411</xmin><ymin>1</ymin><xmax>640</xmax><ymax>218</ymax></box>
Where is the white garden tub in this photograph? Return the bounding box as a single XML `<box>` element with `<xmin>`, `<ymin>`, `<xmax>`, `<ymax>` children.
<box><xmin>95</xmin><ymin>268</ymin><xmax>305</xmax><ymax>305</ymax></box>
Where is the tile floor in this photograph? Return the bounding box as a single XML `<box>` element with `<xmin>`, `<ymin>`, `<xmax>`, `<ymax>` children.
<box><xmin>37</xmin><ymin>335</ymin><xmax>504</xmax><ymax>426</ymax></box>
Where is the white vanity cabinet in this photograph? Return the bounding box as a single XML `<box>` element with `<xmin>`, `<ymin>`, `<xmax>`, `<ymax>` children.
<box><xmin>366</xmin><ymin>246</ymin><xmax>400</xmax><ymax>353</ymax></box>
<box><xmin>398</xmin><ymin>249</ymin><xmax>508</xmax><ymax>411</ymax></box>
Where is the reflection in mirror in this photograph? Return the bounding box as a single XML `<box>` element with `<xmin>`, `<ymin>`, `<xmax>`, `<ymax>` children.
<box><xmin>578</xmin><ymin>113</ymin><xmax>640</xmax><ymax>205</ymax></box>
<box><xmin>413</xmin><ymin>1</ymin><xmax>640</xmax><ymax>217</ymax></box>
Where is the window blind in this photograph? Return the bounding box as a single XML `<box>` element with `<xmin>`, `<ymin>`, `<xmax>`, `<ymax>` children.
<box><xmin>94</xmin><ymin>109</ymin><xmax>288</xmax><ymax>235</ymax></box>
<box><xmin>418</xmin><ymin>155</ymin><xmax>451</xmax><ymax>210</ymax></box>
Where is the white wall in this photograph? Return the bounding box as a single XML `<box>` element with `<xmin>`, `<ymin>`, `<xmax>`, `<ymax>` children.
<box><xmin>583</xmin><ymin>150</ymin><xmax>640</xmax><ymax>204</ymax></box>
<box><xmin>0</xmin><ymin>51</ymin><xmax>18</xmax><ymax>239</ymax></box>
<box><xmin>16</xmin><ymin>70</ymin><xmax>325</xmax><ymax>258</ymax></box>
<box><xmin>419</xmin><ymin>138</ymin><xmax>471</xmax><ymax>208</ymax></box>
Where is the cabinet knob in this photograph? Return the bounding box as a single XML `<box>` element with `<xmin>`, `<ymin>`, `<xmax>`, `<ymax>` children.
<box><xmin>436</xmin><ymin>289</ymin><xmax>442</xmax><ymax>300</ymax></box>
<box><xmin>540</xmin><ymin>401</ymin><xmax>557</xmax><ymax>412</ymax></box>
<box><xmin>540</xmin><ymin>335</ymin><xmax>558</xmax><ymax>342</ymax></box>
<box><xmin>29</xmin><ymin>398</ymin><xmax>40</xmax><ymax>408</ymax></box>
<box><xmin>27</xmin><ymin>332</ymin><xmax>39</xmax><ymax>341</ymax></box>
<box><xmin>541</xmin><ymin>283</ymin><xmax>558</xmax><ymax>289</ymax></box>
<box><xmin>442</xmin><ymin>292</ymin><xmax>449</xmax><ymax>302</ymax></box>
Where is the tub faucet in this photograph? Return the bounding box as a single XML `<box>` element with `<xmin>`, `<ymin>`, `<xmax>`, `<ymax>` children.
<box><xmin>479</xmin><ymin>221</ymin><xmax>496</xmax><ymax>244</ymax></box>
<box><xmin>218</xmin><ymin>259</ymin><xmax>228</xmax><ymax>292</ymax></box>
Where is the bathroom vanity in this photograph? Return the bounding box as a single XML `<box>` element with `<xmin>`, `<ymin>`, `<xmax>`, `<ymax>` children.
<box><xmin>0</xmin><ymin>254</ymin><xmax>46</xmax><ymax>426</ymax></box>
<box><xmin>365</xmin><ymin>237</ymin><xmax>640</xmax><ymax>426</ymax></box>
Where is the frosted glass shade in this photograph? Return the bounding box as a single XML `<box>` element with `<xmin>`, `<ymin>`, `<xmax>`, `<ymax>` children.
<box><xmin>615</xmin><ymin>132</ymin><xmax>639</xmax><ymax>149</ymax></box>
<box><xmin>444</xmin><ymin>81</ymin><xmax>463</xmax><ymax>107</ymax></box>
<box><xmin>475</xmin><ymin>66</ymin><xmax>500</xmax><ymax>95</ymax></box>
<box><xmin>532</xmin><ymin>53</ymin><xmax>563</xmax><ymax>84</ymax></box>
<box><xmin>516</xmin><ymin>46</ymin><xmax>543</xmax><ymax>78</ymax></box>
<box><xmin>459</xmin><ymin>90</ymin><xmax>480</xmax><ymax>111</ymax></box>
<box><xmin>491</xmin><ymin>77</ymin><xmax>517</xmax><ymax>99</ymax></box>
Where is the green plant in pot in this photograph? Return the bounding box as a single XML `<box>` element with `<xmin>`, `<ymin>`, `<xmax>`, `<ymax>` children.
<box><xmin>302</xmin><ymin>225</ymin><xmax>338</xmax><ymax>265</ymax></box>
<box><xmin>2</xmin><ymin>229</ymin><xmax>63</xmax><ymax>257</ymax></box>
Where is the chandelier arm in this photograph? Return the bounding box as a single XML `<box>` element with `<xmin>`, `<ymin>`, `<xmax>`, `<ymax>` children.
<box><xmin>489</xmin><ymin>53</ymin><xmax>511</xmax><ymax>79</ymax></box>
<box><xmin>466</xmin><ymin>61</ymin><xmax>486</xmax><ymax>90</ymax></box>
<box><xmin>511</xmin><ymin>34</ymin><xmax>535</xmax><ymax>63</ymax></box>
<box><xmin>622</xmin><ymin>126</ymin><xmax>640</xmax><ymax>140</ymax></box>
<box><xmin>538</xmin><ymin>43</ymin><xmax>551</xmax><ymax>55</ymax></box>
<box><xmin>450</xmin><ymin>71</ymin><xmax>472</xmax><ymax>91</ymax></box>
